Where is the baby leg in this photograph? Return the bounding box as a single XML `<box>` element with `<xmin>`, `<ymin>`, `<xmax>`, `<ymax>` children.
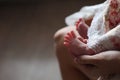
<box><xmin>89</xmin><ymin>25</ymin><xmax>120</xmax><ymax>53</ymax></box>
<box><xmin>76</xmin><ymin>18</ymin><xmax>89</xmax><ymax>39</ymax></box>
<box><xmin>64</xmin><ymin>30</ymin><xmax>94</xmax><ymax>57</ymax></box>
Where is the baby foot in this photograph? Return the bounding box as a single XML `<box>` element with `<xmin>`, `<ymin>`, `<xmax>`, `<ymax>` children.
<box><xmin>76</xmin><ymin>18</ymin><xmax>89</xmax><ymax>39</ymax></box>
<box><xmin>64</xmin><ymin>30</ymin><xmax>94</xmax><ymax>57</ymax></box>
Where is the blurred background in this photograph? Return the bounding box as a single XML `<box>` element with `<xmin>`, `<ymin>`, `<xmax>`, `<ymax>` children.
<box><xmin>0</xmin><ymin>0</ymin><xmax>104</xmax><ymax>80</ymax></box>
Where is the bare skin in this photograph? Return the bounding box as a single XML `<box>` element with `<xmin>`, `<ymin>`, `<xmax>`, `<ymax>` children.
<box><xmin>54</xmin><ymin>0</ymin><xmax>120</xmax><ymax>80</ymax></box>
<box><xmin>77</xmin><ymin>51</ymin><xmax>120</xmax><ymax>80</ymax></box>
<box><xmin>64</xmin><ymin>0</ymin><xmax>120</xmax><ymax>57</ymax></box>
<box><xmin>54</xmin><ymin>26</ymin><xmax>99</xmax><ymax>80</ymax></box>
<box><xmin>54</xmin><ymin>27</ymin><xmax>90</xmax><ymax>80</ymax></box>
<box><xmin>53</xmin><ymin>14</ymin><xmax>101</xmax><ymax>80</ymax></box>
<box><xmin>54</xmin><ymin>26</ymin><xmax>120</xmax><ymax>80</ymax></box>
<box><xmin>64</xmin><ymin>18</ymin><xmax>95</xmax><ymax>57</ymax></box>
<box><xmin>76</xmin><ymin>18</ymin><xmax>89</xmax><ymax>39</ymax></box>
<box><xmin>64</xmin><ymin>30</ymin><xmax>88</xmax><ymax>56</ymax></box>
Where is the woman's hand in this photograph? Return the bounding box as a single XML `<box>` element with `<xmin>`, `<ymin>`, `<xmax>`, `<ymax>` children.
<box><xmin>75</xmin><ymin>50</ymin><xmax>120</xmax><ymax>79</ymax></box>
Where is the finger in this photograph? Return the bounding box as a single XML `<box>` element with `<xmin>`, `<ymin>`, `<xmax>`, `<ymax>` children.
<box><xmin>79</xmin><ymin>64</ymin><xmax>97</xmax><ymax>72</ymax></box>
<box><xmin>77</xmin><ymin>55</ymin><xmax>98</xmax><ymax>65</ymax></box>
<box><xmin>77</xmin><ymin>51</ymin><xmax>110</xmax><ymax>64</ymax></box>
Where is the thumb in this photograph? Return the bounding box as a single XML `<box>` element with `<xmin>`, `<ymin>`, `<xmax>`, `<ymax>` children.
<box><xmin>76</xmin><ymin>55</ymin><xmax>99</xmax><ymax>65</ymax></box>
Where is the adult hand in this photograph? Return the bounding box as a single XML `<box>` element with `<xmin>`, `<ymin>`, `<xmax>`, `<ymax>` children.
<box><xmin>75</xmin><ymin>50</ymin><xmax>120</xmax><ymax>79</ymax></box>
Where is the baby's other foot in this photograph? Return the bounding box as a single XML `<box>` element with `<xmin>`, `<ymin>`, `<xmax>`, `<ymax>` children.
<box><xmin>64</xmin><ymin>30</ymin><xmax>91</xmax><ymax>57</ymax></box>
<box><xmin>76</xmin><ymin>18</ymin><xmax>89</xmax><ymax>39</ymax></box>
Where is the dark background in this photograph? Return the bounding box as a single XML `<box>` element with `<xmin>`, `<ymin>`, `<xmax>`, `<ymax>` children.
<box><xmin>0</xmin><ymin>0</ymin><xmax>104</xmax><ymax>80</ymax></box>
